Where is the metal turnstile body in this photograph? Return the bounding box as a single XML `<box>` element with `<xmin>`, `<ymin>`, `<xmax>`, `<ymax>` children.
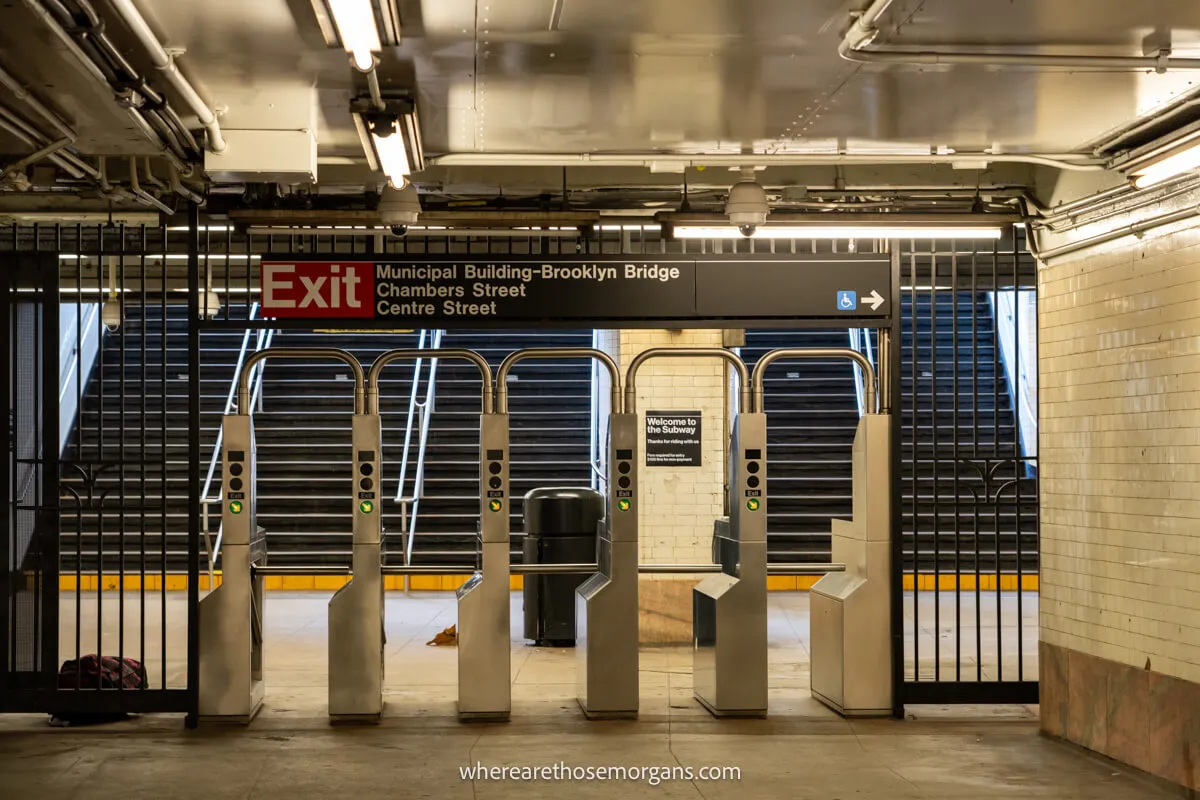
<box><xmin>456</xmin><ymin>413</ymin><xmax>512</xmax><ymax>720</ymax></box>
<box><xmin>692</xmin><ymin>412</ymin><xmax>768</xmax><ymax>717</ymax></box>
<box><xmin>198</xmin><ymin>414</ymin><xmax>266</xmax><ymax>722</ymax></box>
<box><xmin>576</xmin><ymin>412</ymin><xmax>639</xmax><ymax>718</ymax></box>
<box><xmin>810</xmin><ymin>414</ymin><xmax>893</xmax><ymax>716</ymax></box>
<box><xmin>328</xmin><ymin>414</ymin><xmax>385</xmax><ymax>721</ymax></box>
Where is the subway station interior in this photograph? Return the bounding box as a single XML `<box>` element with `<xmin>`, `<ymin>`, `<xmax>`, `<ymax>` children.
<box><xmin>1</xmin><ymin>1</ymin><xmax>1199</xmax><ymax>798</ymax></box>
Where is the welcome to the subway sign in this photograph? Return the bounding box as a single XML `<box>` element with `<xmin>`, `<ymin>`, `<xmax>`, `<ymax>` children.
<box><xmin>258</xmin><ymin>256</ymin><xmax>894</xmax><ymax>324</ymax></box>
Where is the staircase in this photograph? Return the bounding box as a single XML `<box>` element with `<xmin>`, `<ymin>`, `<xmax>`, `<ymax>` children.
<box><xmin>63</xmin><ymin>302</ymin><xmax>247</xmax><ymax>572</ymax></box>
<box><xmin>741</xmin><ymin>329</ymin><xmax>861</xmax><ymax>563</ymax></box>
<box><xmin>403</xmin><ymin>329</ymin><xmax>594</xmax><ymax>567</ymax></box>
<box><xmin>900</xmin><ymin>291</ymin><xmax>1038</xmax><ymax>573</ymax></box>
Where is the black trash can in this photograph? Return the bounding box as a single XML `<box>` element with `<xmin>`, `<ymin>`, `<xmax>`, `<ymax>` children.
<box><xmin>522</xmin><ymin>487</ymin><xmax>603</xmax><ymax>647</ymax></box>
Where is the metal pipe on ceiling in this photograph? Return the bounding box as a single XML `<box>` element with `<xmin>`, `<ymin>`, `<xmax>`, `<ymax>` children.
<box><xmin>106</xmin><ymin>0</ymin><xmax>226</xmax><ymax>153</ymax></box>
<box><xmin>20</xmin><ymin>0</ymin><xmax>192</xmax><ymax>172</ymax></box>
<box><xmin>0</xmin><ymin>106</ymin><xmax>87</xmax><ymax>179</ymax></box>
<box><xmin>841</xmin><ymin>0</ymin><xmax>1200</xmax><ymax>71</ymax></box>
<box><xmin>430</xmin><ymin>152</ymin><xmax>1105</xmax><ymax>171</ymax></box>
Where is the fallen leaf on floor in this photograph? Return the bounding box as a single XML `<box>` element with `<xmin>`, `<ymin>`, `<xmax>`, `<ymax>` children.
<box><xmin>427</xmin><ymin>624</ymin><xmax>457</xmax><ymax>647</ymax></box>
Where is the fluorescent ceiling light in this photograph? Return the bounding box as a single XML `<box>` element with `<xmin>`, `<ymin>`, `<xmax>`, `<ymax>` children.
<box><xmin>673</xmin><ymin>226</ymin><xmax>1002</xmax><ymax>240</ymax></box>
<box><xmin>371</xmin><ymin>119</ymin><xmax>411</xmax><ymax>188</ymax></box>
<box><xmin>328</xmin><ymin>0</ymin><xmax>381</xmax><ymax>71</ymax></box>
<box><xmin>59</xmin><ymin>254</ymin><xmax>261</xmax><ymax>261</ymax></box>
<box><xmin>1129</xmin><ymin>139</ymin><xmax>1200</xmax><ymax>189</ymax></box>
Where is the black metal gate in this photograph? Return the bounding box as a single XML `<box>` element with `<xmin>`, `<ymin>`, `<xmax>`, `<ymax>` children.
<box><xmin>1</xmin><ymin>219</ymin><xmax>201</xmax><ymax>719</ymax></box>
<box><xmin>894</xmin><ymin>231</ymin><xmax>1039</xmax><ymax>707</ymax></box>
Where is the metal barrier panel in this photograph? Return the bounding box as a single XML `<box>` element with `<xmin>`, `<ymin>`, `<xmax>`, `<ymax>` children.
<box><xmin>898</xmin><ymin>233</ymin><xmax>1039</xmax><ymax>704</ymax></box>
<box><xmin>1</xmin><ymin>224</ymin><xmax>199</xmax><ymax>717</ymax></box>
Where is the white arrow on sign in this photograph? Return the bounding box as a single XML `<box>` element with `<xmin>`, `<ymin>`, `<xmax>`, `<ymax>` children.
<box><xmin>862</xmin><ymin>289</ymin><xmax>885</xmax><ymax>311</ymax></box>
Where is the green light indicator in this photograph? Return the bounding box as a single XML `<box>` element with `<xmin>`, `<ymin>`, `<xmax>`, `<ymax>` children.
<box><xmin>746</xmin><ymin>498</ymin><xmax>760</xmax><ymax>512</ymax></box>
<box><xmin>359</xmin><ymin>500</ymin><xmax>374</xmax><ymax>514</ymax></box>
<box><xmin>488</xmin><ymin>499</ymin><xmax>503</xmax><ymax>513</ymax></box>
<box><xmin>229</xmin><ymin>500</ymin><xmax>243</xmax><ymax>514</ymax></box>
<box><xmin>617</xmin><ymin>498</ymin><xmax>631</xmax><ymax>512</ymax></box>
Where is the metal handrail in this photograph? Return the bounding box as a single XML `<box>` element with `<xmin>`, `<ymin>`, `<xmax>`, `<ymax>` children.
<box><xmin>395</xmin><ymin>330</ymin><xmax>442</xmax><ymax>503</ymax></box>
<box><xmin>201</xmin><ymin>303</ymin><xmax>263</xmax><ymax>576</ymax></box>
<box><xmin>624</xmin><ymin>348</ymin><xmax>748</xmax><ymax>415</ymax></box>
<box><xmin>376</xmin><ymin>562</ymin><xmax>845</xmax><ymax>576</ymax></box>
<box><xmin>367</xmin><ymin>347</ymin><xmax>494</xmax><ymax>566</ymax></box>
<box><xmin>394</xmin><ymin>330</ymin><xmax>445</xmax><ymax>566</ymax></box>
<box><xmin>752</xmin><ymin>348</ymin><xmax>877</xmax><ymax>414</ymax></box>
<box><xmin>848</xmin><ymin>329</ymin><xmax>877</xmax><ymax>417</ymax></box>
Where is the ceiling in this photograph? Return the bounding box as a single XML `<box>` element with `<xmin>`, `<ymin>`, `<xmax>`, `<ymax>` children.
<box><xmin>2</xmin><ymin>0</ymin><xmax>1200</xmax><ymax>214</ymax></box>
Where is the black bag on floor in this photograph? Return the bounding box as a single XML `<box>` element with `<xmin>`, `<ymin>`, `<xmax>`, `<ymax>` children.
<box><xmin>49</xmin><ymin>654</ymin><xmax>148</xmax><ymax>727</ymax></box>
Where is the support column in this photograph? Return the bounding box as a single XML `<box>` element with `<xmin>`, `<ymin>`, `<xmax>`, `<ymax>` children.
<box><xmin>597</xmin><ymin>329</ymin><xmax>727</xmax><ymax>644</ymax></box>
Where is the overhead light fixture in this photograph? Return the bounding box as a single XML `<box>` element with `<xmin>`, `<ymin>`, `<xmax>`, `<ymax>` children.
<box><xmin>1129</xmin><ymin>138</ymin><xmax>1200</xmax><ymax>189</ymax></box>
<box><xmin>371</xmin><ymin>118</ymin><xmax>411</xmax><ymax>187</ymax></box>
<box><xmin>1116</xmin><ymin>120</ymin><xmax>1200</xmax><ymax>190</ymax></box>
<box><xmin>327</xmin><ymin>0</ymin><xmax>382</xmax><ymax>71</ymax></box>
<box><xmin>674</xmin><ymin>225</ymin><xmax>1003</xmax><ymax>240</ymax></box>
<box><xmin>352</xmin><ymin>97</ymin><xmax>425</xmax><ymax>187</ymax></box>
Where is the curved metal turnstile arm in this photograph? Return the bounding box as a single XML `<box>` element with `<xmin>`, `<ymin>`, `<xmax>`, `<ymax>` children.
<box><xmin>201</xmin><ymin>347</ymin><xmax>364</xmax><ymax>723</ymax></box>
<box><xmin>750</xmin><ymin>348</ymin><xmax>878</xmax><ymax>414</ymax></box>
<box><xmin>368</xmin><ymin>349</ymin><xmax>502</xmax><ymax>721</ymax></box>
<box><xmin>625</xmin><ymin>347</ymin><xmax>749</xmax><ymax>414</ymax></box>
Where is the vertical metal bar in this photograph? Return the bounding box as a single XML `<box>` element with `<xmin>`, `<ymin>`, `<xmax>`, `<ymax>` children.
<box><xmin>72</xmin><ymin>228</ymin><xmax>82</xmax><ymax>672</ymax></box>
<box><xmin>0</xmin><ymin>259</ymin><xmax>9</xmax><ymax>686</ymax></box>
<box><xmin>118</xmin><ymin>227</ymin><xmax>127</xmax><ymax>679</ymax></box>
<box><xmin>931</xmin><ymin>247</ymin><xmax>940</xmax><ymax>681</ymax></box>
<box><xmin>139</xmin><ymin>227</ymin><xmax>147</xmax><ymax>669</ymax></box>
<box><xmin>40</xmin><ymin>254</ymin><xmax>61</xmax><ymax>686</ymax></box>
<box><xmin>888</xmin><ymin>245</ymin><xmax>904</xmax><ymax>717</ymax></box>
<box><xmin>951</xmin><ymin>245</ymin><xmax>961</xmax><ymax>681</ymax></box>
<box><xmin>972</xmin><ymin>247</ymin><xmax>981</xmax><ymax>681</ymax></box>
<box><xmin>908</xmin><ymin>247</ymin><xmax>918</xmax><ymax>683</ymax></box>
<box><xmin>159</xmin><ymin>225</ymin><xmax>168</xmax><ymax>686</ymax></box>
<box><xmin>185</xmin><ymin>204</ymin><xmax>201</xmax><ymax>727</ymax></box>
<box><xmin>95</xmin><ymin>228</ymin><xmax>104</xmax><ymax>687</ymax></box>
<box><xmin>1012</xmin><ymin>228</ymin><xmax>1024</xmax><ymax>681</ymax></box>
<box><xmin>991</xmin><ymin>239</ymin><xmax>1002</xmax><ymax>681</ymax></box>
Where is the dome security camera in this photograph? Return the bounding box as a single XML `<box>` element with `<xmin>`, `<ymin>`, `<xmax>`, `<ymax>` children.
<box><xmin>725</xmin><ymin>167</ymin><xmax>768</xmax><ymax>231</ymax></box>
<box><xmin>379</xmin><ymin>183</ymin><xmax>421</xmax><ymax>231</ymax></box>
<box><xmin>738</xmin><ymin>224</ymin><xmax>758</xmax><ymax>238</ymax></box>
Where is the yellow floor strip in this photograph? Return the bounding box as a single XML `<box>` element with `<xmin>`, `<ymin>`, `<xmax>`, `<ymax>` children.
<box><xmin>59</xmin><ymin>573</ymin><xmax>1036</xmax><ymax>591</ymax></box>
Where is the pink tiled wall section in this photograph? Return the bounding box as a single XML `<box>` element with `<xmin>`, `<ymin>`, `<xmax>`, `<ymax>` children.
<box><xmin>1041</xmin><ymin>641</ymin><xmax>1200</xmax><ymax>791</ymax></box>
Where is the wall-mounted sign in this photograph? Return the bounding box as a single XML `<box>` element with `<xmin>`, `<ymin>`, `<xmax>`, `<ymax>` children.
<box><xmin>257</xmin><ymin>255</ymin><xmax>893</xmax><ymax>326</ymax></box>
<box><xmin>645</xmin><ymin>411</ymin><xmax>702</xmax><ymax>467</ymax></box>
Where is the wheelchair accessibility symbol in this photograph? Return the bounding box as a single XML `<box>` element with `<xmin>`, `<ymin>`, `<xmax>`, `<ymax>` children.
<box><xmin>836</xmin><ymin>290</ymin><xmax>857</xmax><ymax>311</ymax></box>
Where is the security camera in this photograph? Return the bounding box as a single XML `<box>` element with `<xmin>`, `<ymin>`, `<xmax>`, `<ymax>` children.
<box><xmin>199</xmin><ymin>291</ymin><xmax>222</xmax><ymax>320</ymax></box>
<box><xmin>378</xmin><ymin>183</ymin><xmax>420</xmax><ymax>228</ymax></box>
<box><xmin>738</xmin><ymin>224</ymin><xmax>757</xmax><ymax>238</ymax></box>
<box><xmin>725</xmin><ymin>166</ymin><xmax>768</xmax><ymax>232</ymax></box>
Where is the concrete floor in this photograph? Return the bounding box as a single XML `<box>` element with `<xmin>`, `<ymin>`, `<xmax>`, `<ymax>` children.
<box><xmin>0</xmin><ymin>591</ymin><xmax>1172</xmax><ymax>798</ymax></box>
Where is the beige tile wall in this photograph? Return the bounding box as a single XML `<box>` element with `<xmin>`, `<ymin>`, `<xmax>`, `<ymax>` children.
<box><xmin>1040</xmin><ymin>224</ymin><xmax>1200</xmax><ymax>685</ymax></box>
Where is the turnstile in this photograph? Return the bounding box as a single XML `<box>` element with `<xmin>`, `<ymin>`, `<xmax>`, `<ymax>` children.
<box><xmin>493</xmin><ymin>349</ymin><xmax>635</xmax><ymax>719</ymax></box>
<box><xmin>693</xmin><ymin>409</ymin><xmax>768</xmax><ymax>717</ymax></box>
<box><xmin>199</xmin><ymin>347</ymin><xmax>365</xmax><ymax>723</ymax></box>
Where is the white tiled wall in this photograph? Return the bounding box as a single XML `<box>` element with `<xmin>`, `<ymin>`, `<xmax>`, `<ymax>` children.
<box><xmin>598</xmin><ymin>329</ymin><xmax>727</xmax><ymax>566</ymax></box>
<box><xmin>1040</xmin><ymin>224</ymin><xmax>1200</xmax><ymax>684</ymax></box>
